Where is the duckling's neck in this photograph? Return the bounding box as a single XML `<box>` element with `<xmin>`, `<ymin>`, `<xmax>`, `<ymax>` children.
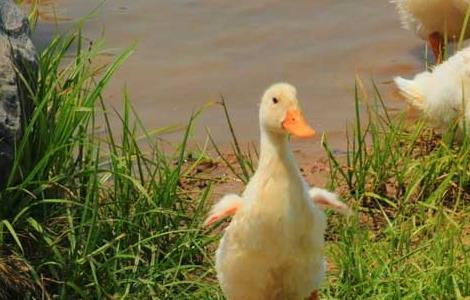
<box><xmin>258</xmin><ymin>128</ymin><xmax>296</xmax><ymax>170</ymax></box>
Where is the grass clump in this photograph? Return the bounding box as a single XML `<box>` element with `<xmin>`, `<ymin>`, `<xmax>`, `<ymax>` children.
<box><xmin>322</xmin><ymin>82</ymin><xmax>470</xmax><ymax>299</ymax></box>
<box><xmin>0</xmin><ymin>28</ymin><xmax>222</xmax><ymax>299</ymax></box>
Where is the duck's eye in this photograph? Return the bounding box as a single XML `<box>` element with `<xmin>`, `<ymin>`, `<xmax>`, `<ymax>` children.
<box><xmin>272</xmin><ymin>97</ymin><xmax>279</xmax><ymax>104</ymax></box>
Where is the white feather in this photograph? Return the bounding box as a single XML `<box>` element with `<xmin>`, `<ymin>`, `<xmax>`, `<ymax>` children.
<box><xmin>395</xmin><ymin>45</ymin><xmax>470</xmax><ymax>132</ymax></box>
<box><xmin>394</xmin><ymin>76</ymin><xmax>425</xmax><ymax>109</ymax></box>
<box><xmin>309</xmin><ymin>188</ymin><xmax>352</xmax><ymax>216</ymax></box>
<box><xmin>203</xmin><ymin>194</ymin><xmax>242</xmax><ymax>227</ymax></box>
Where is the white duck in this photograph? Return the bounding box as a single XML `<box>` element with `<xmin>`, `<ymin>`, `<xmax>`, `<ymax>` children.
<box><xmin>204</xmin><ymin>83</ymin><xmax>350</xmax><ymax>300</ymax></box>
<box><xmin>394</xmin><ymin>45</ymin><xmax>470</xmax><ymax>132</ymax></box>
<box><xmin>391</xmin><ymin>0</ymin><xmax>470</xmax><ymax>63</ymax></box>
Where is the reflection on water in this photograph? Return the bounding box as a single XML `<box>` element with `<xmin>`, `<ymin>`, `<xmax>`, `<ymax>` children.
<box><xmin>32</xmin><ymin>0</ymin><xmax>424</xmax><ymax>143</ymax></box>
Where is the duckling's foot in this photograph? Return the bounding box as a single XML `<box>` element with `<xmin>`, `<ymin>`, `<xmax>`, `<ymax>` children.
<box><xmin>428</xmin><ymin>32</ymin><xmax>443</xmax><ymax>64</ymax></box>
<box><xmin>309</xmin><ymin>290</ymin><xmax>319</xmax><ymax>300</ymax></box>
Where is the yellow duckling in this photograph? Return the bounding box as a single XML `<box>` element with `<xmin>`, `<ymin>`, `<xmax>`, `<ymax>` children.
<box><xmin>204</xmin><ymin>83</ymin><xmax>350</xmax><ymax>300</ymax></box>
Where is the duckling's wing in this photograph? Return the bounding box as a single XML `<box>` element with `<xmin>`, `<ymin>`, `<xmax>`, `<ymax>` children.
<box><xmin>309</xmin><ymin>188</ymin><xmax>352</xmax><ymax>216</ymax></box>
<box><xmin>203</xmin><ymin>194</ymin><xmax>243</xmax><ymax>227</ymax></box>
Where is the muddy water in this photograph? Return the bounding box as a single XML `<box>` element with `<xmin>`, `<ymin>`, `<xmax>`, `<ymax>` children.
<box><xmin>33</xmin><ymin>0</ymin><xmax>424</xmax><ymax>148</ymax></box>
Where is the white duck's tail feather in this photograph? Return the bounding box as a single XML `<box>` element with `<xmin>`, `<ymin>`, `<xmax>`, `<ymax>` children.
<box><xmin>394</xmin><ymin>76</ymin><xmax>425</xmax><ymax>109</ymax></box>
<box><xmin>203</xmin><ymin>194</ymin><xmax>243</xmax><ymax>227</ymax></box>
<box><xmin>389</xmin><ymin>0</ymin><xmax>418</xmax><ymax>31</ymax></box>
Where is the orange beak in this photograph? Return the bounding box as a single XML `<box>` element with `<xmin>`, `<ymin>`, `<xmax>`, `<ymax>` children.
<box><xmin>282</xmin><ymin>109</ymin><xmax>316</xmax><ymax>139</ymax></box>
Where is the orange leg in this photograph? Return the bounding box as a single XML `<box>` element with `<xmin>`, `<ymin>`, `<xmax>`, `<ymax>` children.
<box><xmin>428</xmin><ymin>32</ymin><xmax>444</xmax><ymax>64</ymax></box>
<box><xmin>309</xmin><ymin>290</ymin><xmax>320</xmax><ymax>300</ymax></box>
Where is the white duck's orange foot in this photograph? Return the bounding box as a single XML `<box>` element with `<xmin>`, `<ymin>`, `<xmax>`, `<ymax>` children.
<box><xmin>308</xmin><ymin>290</ymin><xmax>320</xmax><ymax>300</ymax></box>
<box><xmin>428</xmin><ymin>32</ymin><xmax>444</xmax><ymax>64</ymax></box>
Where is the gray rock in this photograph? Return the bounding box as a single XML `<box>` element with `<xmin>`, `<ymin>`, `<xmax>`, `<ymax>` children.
<box><xmin>0</xmin><ymin>0</ymin><xmax>37</xmax><ymax>187</ymax></box>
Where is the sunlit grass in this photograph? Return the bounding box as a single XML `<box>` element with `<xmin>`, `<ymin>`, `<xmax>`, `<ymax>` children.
<box><xmin>322</xmin><ymin>82</ymin><xmax>470</xmax><ymax>299</ymax></box>
<box><xmin>0</xmin><ymin>28</ymin><xmax>223</xmax><ymax>299</ymax></box>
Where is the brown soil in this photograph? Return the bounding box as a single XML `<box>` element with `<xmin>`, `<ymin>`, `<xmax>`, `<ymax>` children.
<box><xmin>179</xmin><ymin>147</ymin><xmax>333</xmax><ymax>204</ymax></box>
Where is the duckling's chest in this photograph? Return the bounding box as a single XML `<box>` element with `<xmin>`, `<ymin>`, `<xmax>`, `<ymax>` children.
<box><xmin>256</xmin><ymin>172</ymin><xmax>309</xmax><ymax>218</ymax></box>
<box><xmin>237</xmin><ymin>169</ymin><xmax>320</xmax><ymax>248</ymax></box>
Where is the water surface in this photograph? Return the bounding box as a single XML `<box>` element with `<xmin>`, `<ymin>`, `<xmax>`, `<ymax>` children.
<box><xmin>33</xmin><ymin>0</ymin><xmax>424</xmax><ymax>145</ymax></box>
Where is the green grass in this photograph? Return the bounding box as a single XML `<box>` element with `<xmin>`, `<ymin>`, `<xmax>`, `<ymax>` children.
<box><xmin>1</xmin><ymin>13</ymin><xmax>469</xmax><ymax>300</ymax></box>
<box><xmin>322</xmin><ymin>83</ymin><xmax>470</xmax><ymax>299</ymax></box>
<box><xmin>0</xmin><ymin>29</ymin><xmax>223</xmax><ymax>299</ymax></box>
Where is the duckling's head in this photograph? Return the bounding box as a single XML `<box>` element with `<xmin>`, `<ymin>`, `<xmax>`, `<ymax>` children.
<box><xmin>259</xmin><ymin>83</ymin><xmax>316</xmax><ymax>139</ymax></box>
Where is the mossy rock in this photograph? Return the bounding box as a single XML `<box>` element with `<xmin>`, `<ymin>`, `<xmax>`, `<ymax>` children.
<box><xmin>0</xmin><ymin>0</ymin><xmax>37</xmax><ymax>187</ymax></box>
